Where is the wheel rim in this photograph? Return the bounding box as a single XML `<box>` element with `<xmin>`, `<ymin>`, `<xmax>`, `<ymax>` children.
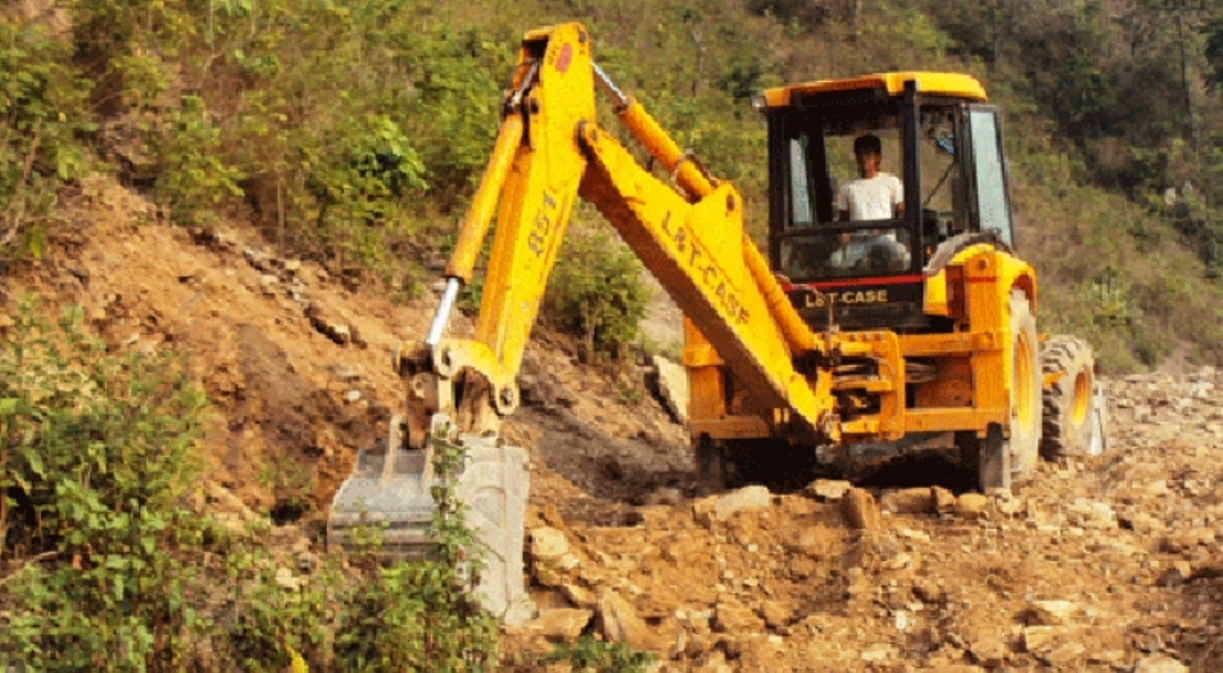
<box><xmin>1072</xmin><ymin>370</ymin><xmax>1091</xmax><ymax>426</ymax></box>
<box><xmin>1016</xmin><ymin>331</ymin><xmax>1036</xmax><ymax>428</ymax></box>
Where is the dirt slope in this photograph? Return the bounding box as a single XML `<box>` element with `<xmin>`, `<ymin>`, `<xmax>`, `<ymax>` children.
<box><xmin>511</xmin><ymin>367</ymin><xmax>1223</xmax><ymax>672</ymax></box>
<box><xmin>5</xmin><ymin>178</ymin><xmax>1221</xmax><ymax>672</ymax></box>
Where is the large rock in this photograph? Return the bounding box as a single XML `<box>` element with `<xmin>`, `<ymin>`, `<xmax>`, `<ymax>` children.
<box><xmin>1066</xmin><ymin>498</ymin><xmax>1118</xmax><ymax>530</ymax></box>
<box><xmin>597</xmin><ymin>590</ymin><xmax>663</xmax><ymax>651</ymax></box>
<box><xmin>695</xmin><ymin>485</ymin><xmax>772</xmax><ymax>525</ymax></box>
<box><xmin>529</xmin><ymin>526</ymin><xmax>570</xmax><ymax>559</ymax></box>
<box><xmin>932</xmin><ymin>486</ymin><xmax>957</xmax><ymax>513</ymax></box>
<box><xmin>841</xmin><ymin>488</ymin><xmax>881</xmax><ymax>530</ymax></box>
<box><xmin>305</xmin><ymin>301</ymin><xmax>353</xmax><ymax>346</ymax></box>
<box><xmin>880</xmin><ymin>487</ymin><xmax>936</xmax><ymax>514</ymax></box>
<box><xmin>806</xmin><ymin>479</ymin><xmax>852</xmax><ymax>501</ymax></box>
<box><xmin>1133</xmin><ymin>655</ymin><xmax>1190</xmax><ymax>673</ymax></box>
<box><xmin>1027</xmin><ymin>599</ymin><xmax>1082</xmax><ymax>626</ymax></box>
<box><xmin>530</xmin><ymin>608</ymin><xmax>593</xmax><ymax>643</ymax></box>
<box><xmin>757</xmin><ymin>600</ymin><xmax>791</xmax><ymax>629</ymax></box>
<box><xmin>713</xmin><ymin>596</ymin><xmax>764</xmax><ymax>633</ymax></box>
<box><xmin>955</xmin><ymin>493</ymin><xmax>990</xmax><ymax>519</ymax></box>
<box><xmin>1023</xmin><ymin>625</ymin><xmax>1081</xmax><ymax>657</ymax></box>
<box><xmin>969</xmin><ymin>636</ymin><xmax>1008</xmax><ymax>668</ymax></box>
<box><xmin>652</xmin><ymin>355</ymin><xmax>689</xmax><ymax>425</ymax></box>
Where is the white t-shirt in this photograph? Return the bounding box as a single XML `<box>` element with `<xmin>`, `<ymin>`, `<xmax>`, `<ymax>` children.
<box><xmin>837</xmin><ymin>173</ymin><xmax>903</xmax><ymax>221</ymax></box>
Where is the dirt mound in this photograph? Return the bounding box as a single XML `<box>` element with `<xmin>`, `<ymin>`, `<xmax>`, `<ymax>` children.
<box><xmin>6</xmin><ymin>177</ymin><xmax>1221</xmax><ymax>671</ymax></box>
<box><xmin>507</xmin><ymin>368</ymin><xmax>1223</xmax><ymax>672</ymax></box>
<box><xmin>3</xmin><ymin>175</ymin><xmax>687</xmax><ymax>525</ymax></box>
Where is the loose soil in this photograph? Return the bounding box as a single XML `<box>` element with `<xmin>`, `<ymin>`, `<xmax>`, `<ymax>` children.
<box><xmin>4</xmin><ymin>176</ymin><xmax>1221</xmax><ymax>672</ymax></box>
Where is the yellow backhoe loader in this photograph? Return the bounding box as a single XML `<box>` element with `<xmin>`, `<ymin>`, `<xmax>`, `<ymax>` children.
<box><xmin>329</xmin><ymin>22</ymin><xmax>1107</xmax><ymax>623</ymax></box>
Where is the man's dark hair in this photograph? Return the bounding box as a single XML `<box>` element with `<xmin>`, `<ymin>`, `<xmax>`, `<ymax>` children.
<box><xmin>854</xmin><ymin>134</ymin><xmax>883</xmax><ymax>155</ymax></box>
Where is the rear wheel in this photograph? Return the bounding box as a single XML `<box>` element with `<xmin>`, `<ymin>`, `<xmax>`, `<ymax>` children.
<box><xmin>1040</xmin><ymin>336</ymin><xmax>1099</xmax><ymax>458</ymax></box>
<box><xmin>959</xmin><ymin>290</ymin><xmax>1041</xmax><ymax>491</ymax></box>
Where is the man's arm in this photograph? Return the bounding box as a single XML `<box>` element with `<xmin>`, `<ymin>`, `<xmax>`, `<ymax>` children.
<box><xmin>891</xmin><ymin>174</ymin><xmax>905</xmax><ymax>218</ymax></box>
<box><xmin>837</xmin><ymin>183</ymin><xmax>851</xmax><ymax>221</ymax></box>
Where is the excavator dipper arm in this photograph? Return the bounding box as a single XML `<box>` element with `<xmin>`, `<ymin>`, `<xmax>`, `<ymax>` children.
<box><xmin>415</xmin><ymin>22</ymin><xmax>836</xmax><ymax>443</ymax></box>
<box><xmin>330</xmin><ymin>22</ymin><xmax>837</xmax><ymax>625</ymax></box>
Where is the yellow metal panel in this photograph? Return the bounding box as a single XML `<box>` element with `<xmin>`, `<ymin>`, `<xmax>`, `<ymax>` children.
<box><xmin>762</xmin><ymin>72</ymin><xmax>988</xmax><ymax>108</ymax></box>
<box><xmin>472</xmin><ymin>23</ymin><xmax>596</xmax><ymax>389</ymax></box>
<box><xmin>691</xmin><ymin>416</ymin><xmax>774</xmax><ymax>440</ymax></box>
<box><xmin>685</xmin><ymin>317</ymin><xmax>728</xmax><ymax>425</ymax></box>
<box><xmin>897</xmin><ymin>331</ymin><xmax>1004</xmax><ymax>357</ymax></box>
<box><xmin>904</xmin><ymin>407</ymin><xmax>1009</xmax><ymax>433</ymax></box>
<box><xmin>446</xmin><ymin>116</ymin><xmax>525</xmax><ymax>284</ymax></box>
<box><xmin>925</xmin><ymin>268</ymin><xmax>949</xmax><ymax>316</ymax></box>
<box><xmin>577</xmin><ymin>120</ymin><xmax>835</xmax><ymax>436</ymax></box>
<box><xmin>618</xmin><ymin>98</ymin><xmax>715</xmax><ymax>200</ymax></box>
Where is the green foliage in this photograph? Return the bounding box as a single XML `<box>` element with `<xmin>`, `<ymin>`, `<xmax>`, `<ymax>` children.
<box><xmin>1208</xmin><ymin>18</ymin><xmax>1223</xmax><ymax>88</ymax></box>
<box><xmin>614</xmin><ymin>377</ymin><xmax>642</xmax><ymax>406</ymax></box>
<box><xmin>0</xmin><ymin>297</ymin><xmax>501</xmax><ymax>670</ymax></box>
<box><xmin>541</xmin><ymin>635</ymin><xmax>656</xmax><ymax>673</ymax></box>
<box><xmin>405</xmin><ymin>24</ymin><xmax>517</xmax><ymax>205</ymax></box>
<box><xmin>745</xmin><ymin>0</ymin><xmax>831</xmax><ymax>31</ymax></box>
<box><xmin>4</xmin><ymin>0</ymin><xmax>1222</xmax><ymax>373</ymax></box>
<box><xmin>154</xmin><ymin>95</ymin><xmax>245</xmax><ymax>226</ymax></box>
<box><xmin>0</xmin><ymin>18</ymin><xmax>92</xmax><ymax>260</ymax></box>
<box><xmin>333</xmin><ymin>430</ymin><xmax>498</xmax><ymax>671</ymax></box>
<box><xmin>546</xmin><ymin>227</ymin><xmax>650</xmax><ymax>361</ymax></box>
<box><xmin>857</xmin><ymin>1</ymin><xmax>954</xmax><ymax>66</ymax></box>
<box><xmin>257</xmin><ymin>452</ymin><xmax>317</xmax><ymax>524</ymax></box>
<box><xmin>222</xmin><ymin>528</ymin><xmax>333</xmax><ymax>672</ymax></box>
<box><xmin>299</xmin><ymin>113</ymin><xmax>427</xmax><ymax>271</ymax></box>
<box><xmin>0</xmin><ymin>296</ymin><xmax>211</xmax><ymax>670</ymax></box>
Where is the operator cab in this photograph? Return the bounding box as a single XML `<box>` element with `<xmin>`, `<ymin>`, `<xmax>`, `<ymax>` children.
<box><xmin>757</xmin><ymin>72</ymin><xmax>1014</xmax><ymax>331</ymax></box>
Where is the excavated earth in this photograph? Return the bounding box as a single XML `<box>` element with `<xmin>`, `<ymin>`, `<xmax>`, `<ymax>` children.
<box><xmin>4</xmin><ymin>178</ymin><xmax>1222</xmax><ymax>672</ymax></box>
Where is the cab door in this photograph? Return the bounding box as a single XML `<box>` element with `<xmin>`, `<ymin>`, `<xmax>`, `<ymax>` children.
<box><xmin>966</xmin><ymin>106</ymin><xmax>1015</xmax><ymax>248</ymax></box>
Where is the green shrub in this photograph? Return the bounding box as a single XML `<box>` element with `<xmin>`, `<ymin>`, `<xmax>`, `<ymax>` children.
<box><xmin>154</xmin><ymin>95</ymin><xmax>246</xmax><ymax>226</ymax></box>
<box><xmin>222</xmin><ymin>529</ymin><xmax>332</xmax><ymax>672</ymax></box>
<box><xmin>545</xmin><ymin>227</ymin><xmax>650</xmax><ymax>361</ymax></box>
<box><xmin>0</xmin><ymin>297</ymin><xmax>210</xmax><ymax>671</ymax></box>
<box><xmin>333</xmin><ymin>431</ymin><xmax>498</xmax><ymax>672</ymax></box>
<box><xmin>0</xmin><ymin>298</ymin><xmax>501</xmax><ymax>671</ymax></box>
<box><xmin>541</xmin><ymin>635</ymin><xmax>656</xmax><ymax>673</ymax></box>
<box><xmin>0</xmin><ymin>18</ymin><xmax>93</xmax><ymax>261</ymax></box>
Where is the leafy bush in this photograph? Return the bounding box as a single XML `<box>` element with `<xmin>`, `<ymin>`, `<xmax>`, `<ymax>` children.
<box><xmin>222</xmin><ymin>530</ymin><xmax>332</xmax><ymax>672</ymax></box>
<box><xmin>0</xmin><ymin>297</ymin><xmax>210</xmax><ymax>670</ymax></box>
<box><xmin>154</xmin><ymin>95</ymin><xmax>246</xmax><ymax>226</ymax></box>
<box><xmin>541</xmin><ymin>635</ymin><xmax>656</xmax><ymax>673</ymax></box>
<box><xmin>333</xmin><ymin>431</ymin><xmax>498</xmax><ymax>671</ymax></box>
<box><xmin>0</xmin><ymin>18</ymin><xmax>92</xmax><ymax>261</ymax></box>
<box><xmin>0</xmin><ymin>298</ymin><xmax>502</xmax><ymax>671</ymax></box>
<box><xmin>545</xmin><ymin>227</ymin><xmax>650</xmax><ymax>361</ymax></box>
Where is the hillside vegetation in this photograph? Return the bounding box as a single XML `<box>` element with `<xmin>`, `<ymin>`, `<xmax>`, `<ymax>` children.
<box><xmin>4</xmin><ymin>1</ymin><xmax>1223</xmax><ymax>669</ymax></box>
<box><xmin>4</xmin><ymin>0</ymin><xmax>1223</xmax><ymax>370</ymax></box>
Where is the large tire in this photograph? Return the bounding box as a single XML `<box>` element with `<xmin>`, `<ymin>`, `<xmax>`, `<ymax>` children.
<box><xmin>1040</xmin><ymin>336</ymin><xmax>1101</xmax><ymax>458</ymax></box>
<box><xmin>960</xmin><ymin>290</ymin><xmax>1041</xmax><ymax>491</ymax></box>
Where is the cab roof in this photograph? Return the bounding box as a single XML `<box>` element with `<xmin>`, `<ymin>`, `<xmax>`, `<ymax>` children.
<box><xmin>761</xmin><ymin>72</ymin><xmax>988</xmax><ymax>108</ymax></box>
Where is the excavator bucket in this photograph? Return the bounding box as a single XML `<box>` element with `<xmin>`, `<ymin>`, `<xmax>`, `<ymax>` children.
<box><xmin>328</xmin><ymin>414</ymin><xmax>534</xmax><ymax>625</ymax></box>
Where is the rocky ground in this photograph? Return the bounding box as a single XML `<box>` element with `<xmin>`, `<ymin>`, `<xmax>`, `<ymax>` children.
<box><xmin>509</xmin><ymin>368</ymin><xmax>1223</xmax><ymax>672</ymax></box>
<box><xmin>4</xmin><ymin>177</ymin><xmax>1221</xmax><ymax>671</ymax></box>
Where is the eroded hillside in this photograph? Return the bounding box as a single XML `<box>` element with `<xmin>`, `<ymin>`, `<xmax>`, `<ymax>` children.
<box><xmin>5</xmin><ymin>178</ymin><xmax>1222</xmax><ymax>672</ymax></box>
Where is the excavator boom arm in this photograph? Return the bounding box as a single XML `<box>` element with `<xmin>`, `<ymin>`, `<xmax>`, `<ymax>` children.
<box><xmin>415</xmin><ymin>22</ymin><xmax>834</xmax><ymax>442</ymax></box>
